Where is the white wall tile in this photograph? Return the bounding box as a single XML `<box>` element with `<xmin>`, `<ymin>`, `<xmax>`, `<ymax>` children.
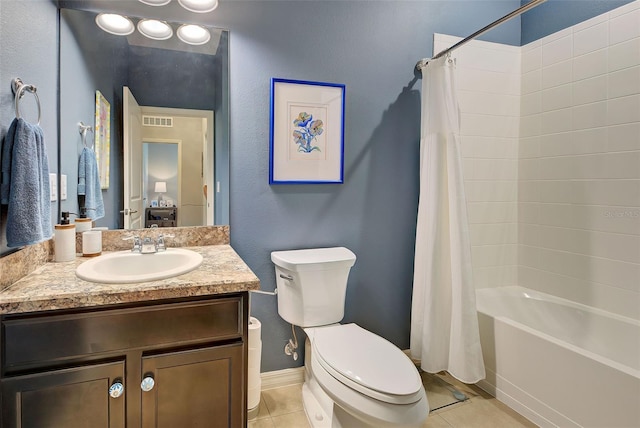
<box><xmin>542</xmin><ymin>84</ymin><xmax>572</xmax><ymax>111</ymax></box>
<box><xmin>573</xmin><ymin>152</ymin><xmax>640</xmax><ymax>179</ymax></box>
<box><xmin>543</xmin><ymin>35</ymin><xmax>573</xmax><ymax>66</ymax></box>
<box><xmin>570</xmin><ymin>179</ymin><xmax>640</xmax><ymax>207</ymax></box>
<box><xmin>572</xmin><ymin>75</ymin><xmax>607</xmax><ymax>106</ymax></box>
<box><xmin>607</xmin><ymin>94</ymin><xmax>640</xmax><ymax>125</ymax></box>
<box><xmin>470</xmin><ymin>223</ymin><xmax>518</xmax><ymax>245</ymax></box>
<box><xmin>518</xmin><ymin>223</ymin><xmax>540</xmax><ymax>246</ymax></box>
<box><xmin>573</xmin><ymin>101</ymin><xmax>608</xmax><ymax>130</ymax></box>
<box><xmin>571</xmin><ymin>127</ymin><xmax>608</xmax><ymax>154</ymax></box>
<box><xmin>539</xmin><ymin>156</ymin><xmax>574</xmax><ymax>180</ymax></box>
<box><xmin>467</xmin><ymin>202</ymin><xmax>517</xmax><ymax>224</ymax></box>
<box><xmin>522</xmin><ymin>69</ymin><xmax>542</xmax><ymax>94</ymax></box>
<box><xmin>457</xmin><ymin>68</ymin><xmax>520</xmax><ymax>95</ymax></box>
<box><xmin>607</xmin><ymin>123</ymin><xmax>640</xmax><ymax>151</ymax></box>
<box><xmin>519</xmin><ymin>136</ymin><xmax>541</xmax><ymax>159</ymax></box>
<box><xmin>540</xmin><ymin>131</ymin><xmax>574</xmax><ymax>156</ymax></box>
<box><xmin>472</xmin><ymin>244</ymin><xmax>518</xmax><ymax>267</ymax></box>
<box><xmin>538</xmin><ymin>180</ymin><xmax>573</xmax><ymax>203</ymax></box>
<box><xmin>573</xmin><ymin>22</ymin><xmax>608</xmax><ymax>57</ymax></box>
<box><xmin>521</xmin><ymin>91</ymin><xmax>542</xmax><ymax>116</ymax></box>
<box><xmin>538</xmin><ymin>225</ymin><xmax>640</xmax><ymax>264</ymax></box>
<box><xmin>608</xmin><ymin>66</ymin><xmax>640</xmax><ymax>98</ymax></box>
<box><xmin>608</xmin><ymin>37</ymin><xmax>640</xmax><ymax>72</ymax></box>
<box><xmin>518</xmin><ymin>158</ymin><xmax>539</xmax><ymax>180</ymax></box>
<box><xmin>518</xmin><ymin>202</ymin><xmax>540</xmax><ymax>224</ymax></box>
<box><xmin>520</xmin><ymin>114</ymin><xmax>541</xmax><ymax>137</ymax></box>
<box><xmin>573</xmin><ymin>48</ymin><xmax>608</xmax><ymax>81</ymax></box>
<box><xmin>518</xmin><ymin>180</ymin><xmax>540</xmax><ymax>202</ymax></box>
<box><xmin>542</xmin><ymin>60</ymin><xmax>573</xmax><ymax>89</ymax></box>
<box><xmin>541</xmin><ymin>108</ymin><xmax>572</xmax><ymax>134</ymax></box>
<box><xmin>522</xmin><ymin>46</ymin><xmax>542</xmax><ymax>74</ymax></box>
<box><xmin>466</xmin><ymin>181</ymin><xmax>517</xmax><ymax>202</ymax></box>
<box><xmin>460</xmin><ymin>113</ymin><xmax>519</xmax><ymax>138</ymax></box>
<box><xmin>609</xmin><ymin>9</ymin><xmax>640</xmax><ymax>45</ymax></box>
<box><xmin>458</xmin><ymin>91</ymin><xmax>520</xmax><ymax>116</ymax></box>
<box><xmin>462</xmin><ymin>136</ymin><xmax>518</xmax><ymax>159</ymax></box>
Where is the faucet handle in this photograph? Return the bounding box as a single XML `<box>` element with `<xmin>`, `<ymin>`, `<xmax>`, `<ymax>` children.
<box><xmin>123</xmin><ymin>235</ymin><xmax>142</xmax><ymax>252</ymax></box>
<box><xmin>156</xmin><ymin>234</ymin><xmax>174</xmax><ymax>252</ymax></box>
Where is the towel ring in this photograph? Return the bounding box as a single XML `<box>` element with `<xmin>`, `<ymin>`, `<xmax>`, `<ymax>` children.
<box><xmin>11</xmin><ymin>78</ymin><xmax>41</xmax><ymax>126</ymax></box>
<box><xmin>79</xmin><ymin>122</ymin><xmax>94</xmax><ymax>148</ymax></box>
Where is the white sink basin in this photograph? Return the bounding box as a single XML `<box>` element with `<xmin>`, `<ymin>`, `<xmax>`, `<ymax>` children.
<box><xmin>76</xmin><ymin>248</ymin><xmax>203</xmax><ymax>284</ymax></box>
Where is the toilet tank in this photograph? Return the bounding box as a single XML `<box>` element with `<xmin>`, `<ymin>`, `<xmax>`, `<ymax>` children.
<box><xmin>271</xmin><ymin>247</ymin><xmax>356</xmax><ymax>327</ymax></box>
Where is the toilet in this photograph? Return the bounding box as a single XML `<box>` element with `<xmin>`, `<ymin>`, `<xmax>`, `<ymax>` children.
<box><xmin>271</xmin><ymin>247</ymin><xmax>429</xmax><ymax>427</ymax></box>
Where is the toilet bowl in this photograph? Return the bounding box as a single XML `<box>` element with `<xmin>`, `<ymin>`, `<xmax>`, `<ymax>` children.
<box><xmin>271</xmin><ymin>247</ymin><xmax>429</xmax><ymax>427</ymax></box>
<box><xmin>303</xmin><ymin>324</ymin><xmax>428</xmax><ymax>427</ymax></box>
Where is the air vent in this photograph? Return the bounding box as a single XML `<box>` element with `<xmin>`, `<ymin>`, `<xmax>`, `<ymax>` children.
<box><xmin>142</xmin><ymin>115</ymin><xmax>173</xmax><ymax>127</ymax></box>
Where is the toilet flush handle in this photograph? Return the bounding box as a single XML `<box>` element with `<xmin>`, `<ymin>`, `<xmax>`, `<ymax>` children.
<box><xmin>279</xmin><ymin>274</ymin><xmax>293</xmax><ymax>281</ymax></box>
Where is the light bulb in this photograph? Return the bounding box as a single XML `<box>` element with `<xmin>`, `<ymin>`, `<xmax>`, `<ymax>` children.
<box><xmin>177</xmin><ymin>24</ymin><xmax>211</xmax><ymax>45</ymax></box>
<box><xmin>95</xmin><ymin>13</ymin><xmax>135</xmax><ymax>36</ymax></box>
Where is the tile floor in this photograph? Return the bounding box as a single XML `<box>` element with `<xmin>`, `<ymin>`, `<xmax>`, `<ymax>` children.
<box><xmin>249</xmin><ymin>372</ymin><xmax>537</xmax><ymax>428</ymax></box>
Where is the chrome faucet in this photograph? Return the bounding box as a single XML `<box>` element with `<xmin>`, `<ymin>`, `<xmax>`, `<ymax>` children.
<box><xmin>123</xmin><ymin>235</ymin><xmax>142</xmax><ymax>253</ymax></box>
<box><xmin>123</xmin><ymin>234</ymin><xmax>174</xmax><ymax>253</ymax></box>
<box><xmin>141</xmin><ymin>237</ymin><xmax>156</xmax><ymax>254</ymax></box>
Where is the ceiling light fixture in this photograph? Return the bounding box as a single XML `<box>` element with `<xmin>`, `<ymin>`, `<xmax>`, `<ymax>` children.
<box><xmin>137</xmin><ymin>19</ymin><xmax>174</xmax><ymax>40</ymax></box>
<box><xmin>138</xmin><ymin>0</ymin><xmax>172</xmax><ymax>5</ymax></box>
<box><xmin>176</xmin><ymin>24</ymin><xmax>211</xmax><ymax>45</ymax></box>
<box><xmin>95</xmin><ymin>13</ymin><xmax>135</xmax><ymax>36</ymax></box>
<box><xmin>177</xmin><ymin>0</ymin><xmax>219</xmax><ymax>13</ymax></box>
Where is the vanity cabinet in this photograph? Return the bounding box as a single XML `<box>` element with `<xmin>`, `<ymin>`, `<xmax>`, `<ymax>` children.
<box><xmin>0</xmin><ymin>293</ymin><xmax>248</xmax><ymax>428</ymax></box>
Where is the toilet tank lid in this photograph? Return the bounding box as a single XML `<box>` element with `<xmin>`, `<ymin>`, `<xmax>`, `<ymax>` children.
<box><xmin>271</xmin><ymin>247</ymin><xmax>356</xmax><ymax>271</ymax></box>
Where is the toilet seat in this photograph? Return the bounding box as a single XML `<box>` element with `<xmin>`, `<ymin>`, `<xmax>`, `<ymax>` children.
<box><xmin>311</xmin><ymin>324</ymin><xmax>423</xmax><ymax>405</ymax></box>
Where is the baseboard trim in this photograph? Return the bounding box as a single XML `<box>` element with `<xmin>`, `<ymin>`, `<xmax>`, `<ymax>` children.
<box><xmin>261</xmin><ymin>367</ymin><xmax>305</xmax><ymax>390</ymax></box>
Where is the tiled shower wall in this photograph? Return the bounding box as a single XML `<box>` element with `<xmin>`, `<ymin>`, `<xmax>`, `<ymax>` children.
<box><xmin>517</xmin><ymin>1</ymin><xmax>640</xmax><ymax>320</ymax></box>
<box><xmin>438</xmin><ymin>0</ymin><xmax>639</xmax><ymax>320</ymax></box>
<box><xmin>434</xmin><ymin>34</ymin><xmax>521</xmax><ymax>289</ymax></box>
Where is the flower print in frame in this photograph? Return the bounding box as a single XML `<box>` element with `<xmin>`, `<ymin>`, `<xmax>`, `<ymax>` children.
<box><xmin>270</xmin><ymin>78</ymin><xmax>345</xmax><ymax>184</ymax></box>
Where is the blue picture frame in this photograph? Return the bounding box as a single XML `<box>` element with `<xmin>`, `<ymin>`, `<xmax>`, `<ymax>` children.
<box><xmin>269</xmin><ymin>78</ymin><xmax>345</xmax><ymax>184</ymax></box>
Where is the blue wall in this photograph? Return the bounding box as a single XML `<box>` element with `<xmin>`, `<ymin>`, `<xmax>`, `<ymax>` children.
<box><xmin>211</xmin><ymin>0</ymin><xmax>522</xmax><ymax>371</ymax></box>
<box><xmin>521</xmin><ymin>0</ymin><xmax>634</xmax><ymax>44</ymax></box>
<box><xmin>10</xmin><ymin>0</ymin><xmax>632</xmax><ymax>372</ymax></box>
<box><xmin>0</xmin><ymin>0</ymin><xmax>58</xmax><ymax>254</ymax></box>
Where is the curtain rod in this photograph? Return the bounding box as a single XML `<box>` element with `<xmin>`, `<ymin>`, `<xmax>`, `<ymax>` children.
<box><xmin>416</xmin><ymin>0</ymin><xmax>547</xmax><ymax>70</ymax></box>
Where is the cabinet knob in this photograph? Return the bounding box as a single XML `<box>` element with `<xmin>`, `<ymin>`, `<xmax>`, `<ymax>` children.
<box><xmin>109</xmin><ymin>381</ymin><xmax>124</xmax><ymax>398</ymax></box>
<box><xmin>141</xmin><ymin>375</ymin><xmax>155</xmax><ymax>392</ymax></box>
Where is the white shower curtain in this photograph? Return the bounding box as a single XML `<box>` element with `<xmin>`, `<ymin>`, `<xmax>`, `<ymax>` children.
<box><xmin>410</xmin><ymin>56</ymin><xmax>485</xmax><ymax>384</ymax></box>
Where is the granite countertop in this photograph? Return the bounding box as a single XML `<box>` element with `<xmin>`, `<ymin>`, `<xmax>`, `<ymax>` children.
<box><xmin>0</xmin><ymin>245</ymin><xmax>260</xmax><ymax>315</ymax></box>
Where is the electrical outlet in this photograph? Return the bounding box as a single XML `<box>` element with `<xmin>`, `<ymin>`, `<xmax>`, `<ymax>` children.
<box><xmin>60</xmin><ymin>174</ymin><xmax>67</xmax><ymax>200</ymax></box>
<box><xmin>49</xmin><ymin>173</ymin><xmax>57</xmax><ymax>202</ymax></box>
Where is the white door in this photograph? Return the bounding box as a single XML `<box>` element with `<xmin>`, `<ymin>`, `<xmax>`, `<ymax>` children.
<box><xmin>123</xmin><ymin>87</ymin><xmax>143</xmax><ymax>229</ymax></box>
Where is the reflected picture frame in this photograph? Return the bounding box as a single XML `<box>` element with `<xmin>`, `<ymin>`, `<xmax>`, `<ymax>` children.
<box><xmin>94</xmin><ymin>90</ymin><xmax>111</xmax><ymax>189</ymax></box>
<box><xmin>269</xmin><ymin>78</ymin><xmax>345</xmax><ymax>184</ymax></box>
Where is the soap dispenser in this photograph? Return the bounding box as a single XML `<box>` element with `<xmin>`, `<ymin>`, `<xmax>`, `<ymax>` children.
<box><xmin>74</xmin><ymin>208</ymin><xmax>93</xmax><ymax>233</ymax></box>
<box><xmin>54</xmin><ymin>212</ymin><xmax>76</xmax><ymax>262</ymax></box>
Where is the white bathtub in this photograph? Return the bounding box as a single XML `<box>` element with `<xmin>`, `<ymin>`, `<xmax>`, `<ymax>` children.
<box><xmin>476</xmin><ymin>286</ymin><xmax>640</xmax><ymax>428</ymax></box>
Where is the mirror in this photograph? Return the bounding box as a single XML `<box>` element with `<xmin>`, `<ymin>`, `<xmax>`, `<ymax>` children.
<box><xmin>58</xmin><ymin>7</ymin><xmax>229</xmax><ymax>229</ymax></box>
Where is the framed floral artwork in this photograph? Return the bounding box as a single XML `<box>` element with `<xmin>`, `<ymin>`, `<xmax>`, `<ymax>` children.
<box><xmin>94</xmin><ymin>90</ymin><xmax>111</xmax><ymax>189</ymax></box>
<box><xmin>270</xmin><ymin>78</ymin><xmax>345</xmax><ymax>184</ymax></box>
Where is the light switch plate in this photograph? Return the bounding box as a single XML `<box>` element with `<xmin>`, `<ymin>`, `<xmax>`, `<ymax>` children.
<box><xmin>49</xmin><ymin>173</ymin><xmax>57</xmax><ymax>202</ymax></box>
<box><xmin>60</xmin><ymin>174</ymin><xmax>67</xmax><ymax>200</ymax></box>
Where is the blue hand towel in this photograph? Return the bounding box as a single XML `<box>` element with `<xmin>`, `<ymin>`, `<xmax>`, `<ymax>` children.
<box><xmin>1</xmin><ymin>118</ymin><xmax>53</xmax><ymax>247</ymax></box>
<box><xmin>78</xmin><ymin>146</ymin><xmax>104</xmax><ymax>220</ymax></box>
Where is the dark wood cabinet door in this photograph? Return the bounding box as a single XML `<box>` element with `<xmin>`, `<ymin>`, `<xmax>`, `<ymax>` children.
<box><xmin>1</xmin><ymin>360</ymin><xmax>125</xmax><ymax>428</ymax></box>
<box><xmin>141</xmin><ymin>343</ymin><xmax>245</xmax><ymax>428</ymax></box>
